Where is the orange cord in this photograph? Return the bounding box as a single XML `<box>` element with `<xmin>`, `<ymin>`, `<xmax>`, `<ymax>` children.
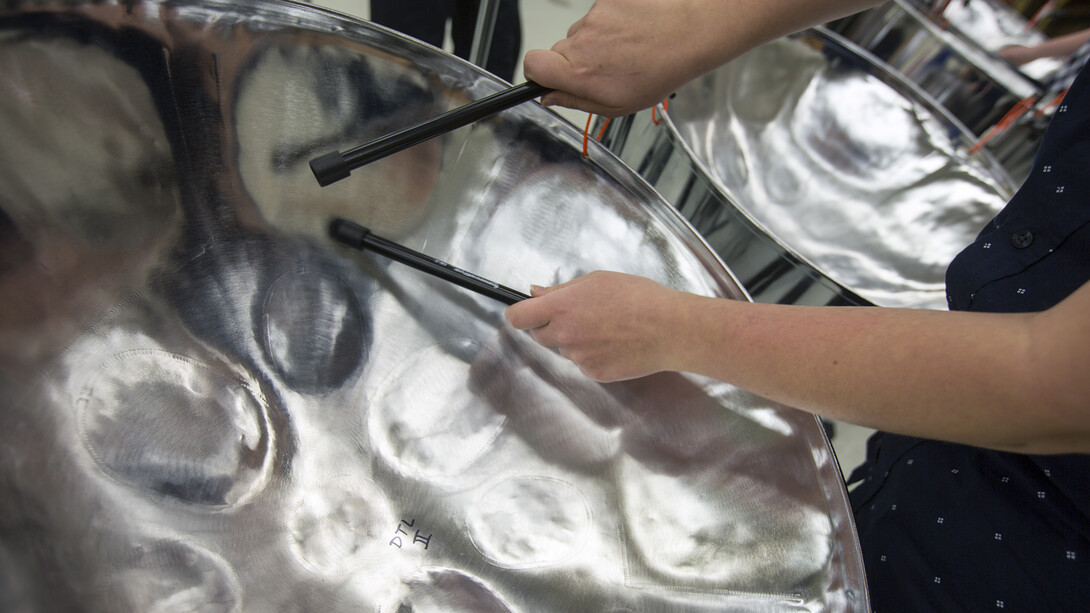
<box><xmin>582</xmin><ymin>113</ymin><xmax>593</xmax><ymax>156</ymax></box>
<box><xmin>650</xmin><ymin>97</ymin><xmax>669</xmax><ymax>125</ymax></box>
<box><xmin>1037</xmin><ymin>87</ymin><xmax>1069</xmax><ymax>117</ymax></box>
<box><xmin>581</xmin><ymin>116</ymin><xmax>615</xmax><ymax>156</ymax></box>
<box><xmin>970</xmin><ymin>96</ymin><xmax>1037</xmax><ymax>153</ymax></box>
<box><xmin>1026</xmin><ymin>0</ymin><xmax>1057</xmax><ymax>30</ymax></box>
<box><xmin>582</xmin><ymin>98</ymin><xmax>667</xmax><ymax>156</ymax></box>
<box><xmin>595</xmin><ymin>117</ymin><xmax>612</xmax><ymax>141</ymax></box>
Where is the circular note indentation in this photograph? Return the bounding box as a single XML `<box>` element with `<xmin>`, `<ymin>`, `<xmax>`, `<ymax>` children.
<box><xmin>78</xmin><ymin>350</ymin><xmax>272</xmax><ymax>507</ymax></box>
<box><xmin>466</xmin><ymin>476</ymin><xmax>591</xmax><ymax>569</ymax></box>
<box><xmin>369</xmin><ymin>340</ymin><xmax>507</xmax><ymax>480</ymax></box>
<box><xmin>399</xmin><ymin>569</ymin><xmax>513</xmax><ymax>613</ymax></box>
<box><xmin>261</xmin><ymin>270</ymin><xmax>367</xmax><ymax>393</ymax></box>
<box><xmin>102</xmin><ymin>539</ymin><xmax>240</xmax><ymax>613</ymax></box>
<box><xmin>620</xmin><ymin>458</ymin><xmax>830</xmax><ymax>589</ymax></box>
<box><xmin>288</xmin><ymin>475</ymin><xmax>391</xmax><ymax>576</ymax></box>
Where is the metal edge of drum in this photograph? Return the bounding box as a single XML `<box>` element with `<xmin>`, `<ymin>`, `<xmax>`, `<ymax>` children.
<box><xmin>600</xmin><ymin>108</ymin><xmax>872</xmax><ymax>308</ymax></box>
<box><xmin>827</xmin><ymin>0</ymin><xmax>1045</xmax><ymax>138</ymax></box>
<box><xmin>812</xmin><ymin>26</ymin><xmax>1019</xmax><ymax>192</ymax></box>
<box><xmin>598</xmin><ymin>26</ymin><xmax>1017</xmax><ymax>309</ymax></box>
<box><xmin>833</xmin><ymin>0</ymin><xmax>1044</xmax><ymax>94</ymax></box>
<box><xmin>267</xmin><ymin>0</ymin><xmax>756</xmax><ymax>304</ymax></box>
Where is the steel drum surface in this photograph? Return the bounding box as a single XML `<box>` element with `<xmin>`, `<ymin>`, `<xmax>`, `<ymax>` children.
<box><xmin>0</xmin><ymin>1</ymin><xmax>867</xmax><ymax>611</ymax></box>
<box><xmin>932</xmin><ymin>0</ymin><xmax>1044</xmax><ymax>50</ymax></box>
<box><xmin>912</xmin><ymin>0</ymin><xmax>1062</xmax><ymax>81</ymax></box>
<box><xmin>936</xmin><ymin>0</ymin><xmax>1053</xmax><ymax>60</ymax></box>
<box><xmin>926</xmin><ymin>0</ymin><xmax>1060</xmax><ymax>181</ymax></box>
<box><xmin>830</xmin><ymin>0</ymin><xmax>1056</xmax><ymax>182</ymax></box>
<box><xmin>599</xmin><ymin>29</ymin><xmax>1013</xmax><ymax>309</ymax></box>
<box><xmin>829</xmin><ymin>0</ymin><xmax>1043</xmax><ymax>139</ymax></box>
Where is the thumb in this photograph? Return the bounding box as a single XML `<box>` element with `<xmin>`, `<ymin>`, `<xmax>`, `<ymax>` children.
<box><xmin>523</xmin><ymin>48</ymin><xmax>573</xmax><ymax>92</ymax></box>
<box><xmin>534</xmin><ymin>273</ymin><xmax>593</xmax><ymax>296</ymax></box>
<box><xmin>529</xmin><ymin>284</ymin><xmax>557</xmax><ymax>297</ymax></box>
<box><xmin>524</xmin><ymin>49</ymin><xmax>628</xmax><ymax>116</ymax></box>
<box><xmin>524</xmin><ymin>50</ymin><xmax>603</xmax><ymax>114</ymax></box>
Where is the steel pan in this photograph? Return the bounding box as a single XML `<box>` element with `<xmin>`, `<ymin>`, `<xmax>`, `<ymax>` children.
<box><xmin>830</xmin><ymin>0</ymin><xmax>1057</xmax><ymax>181</ymax></box>
<box><xmin>829</xmin><ymin>0</ymin><xmax>1043</xmax><ymax>139</ymax></box>
<box><xmin>926</xmin><ymin>0</ymin><xmax>1061</xmax><ymax>181</ymax></box>
<box><xmin>913</xmin><ymin>0</ymin><xmax>1052</xmax><ymax>53</ymax></box>
<box><xmin>0</xmin><ymin>1</ymin><xmax>867</xmax><ymax>611</ymax></box>
<box><xmin>598</xmin><ymin>28</ymin><xmax>1014</xmax><ymax>309</ymax></box>
<box><xmin>932</xmin><ymin>0</ymin><xmax>1063</xmax><ymax>80</ymax></box>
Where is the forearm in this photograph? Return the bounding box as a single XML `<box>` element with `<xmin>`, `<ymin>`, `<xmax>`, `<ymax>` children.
<box><xmin>675</xmin><ymin>294</ymin><xmax>1089</xmax><ymax>453</ymax></box>
<box><xmin>505</xmin><ymin>274</ymin><xmax>1090</xmax><ymax>454</ymax></box>
<box><xmin>1027</xmin><ymin>29</ymin><xmax>1090</xmax><ymax>62</ymax></box>
<box><xmin>683</xmin><ymin>0</ymin><xmax>886</xmax><ymax>66</ymax></box>
<box><xmin>1001</xmin><ymin>28</ymin><xmax>1090</xmax><ymax>65</ymax></box>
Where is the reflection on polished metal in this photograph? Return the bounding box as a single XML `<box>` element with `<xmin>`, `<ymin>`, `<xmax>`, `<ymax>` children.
<box><xmin>924</xmin><ymin>0</ymin><xmax>1060</xmax><ymax>182</ymax></box>
<box><xmin>0</xmin><ymin>1</ymin><xmax>866</xmax><ymax>611</ymax></box>
<box><xmin>830</xmin><ymin>0</ymin><xmax>1053</xmax><ymax>182</ymax></box>
<box><xmin>469</xmin><ymin>0</ymin><xmax>502</xmax><ymax>70</ymax></box>
<box><xmin>829</xmin><ymin>0</ymin><xmax>1043</xmax><ymax>138</ymax></box>
<box><xmin>933</xmin><ymin>0</ymin><xmax>1062</xmax><ymax>79</ymax></box>
<box><xmin>598</xmin><ymin>28</ymin><xmax>1014</xmax><ymax>309</ymax></box>
<box><xmin>931</xmin><ymin>0</ymin><xmax>1044</xmax><ymax>48</ymax></box>
<box><xmin>308</xmin><ymin>80</ymin><xmax>549</xmax><ymax>186</ymax></box>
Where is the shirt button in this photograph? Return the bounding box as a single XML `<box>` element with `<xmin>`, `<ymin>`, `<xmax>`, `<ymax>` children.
<box><xmin>1011</xmin><ymin>229</ymin><xmax>1034</xmax><ymax>249</ymax></box>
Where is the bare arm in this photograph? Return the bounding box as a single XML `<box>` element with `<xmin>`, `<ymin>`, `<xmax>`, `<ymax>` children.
<box><xmin>999</xmin><ymin>27</ymin><xmax>1090</xmax><ymax>67</ymax></box>
<box><xmin>504</xmin><ymin>272</ymin><xmax>1090</xmax><ymax>454</ymax></box>
<box><xmin>524</xmin><ymin>0</ymin><xmax>885</xmax><ymax>116</ymax></box>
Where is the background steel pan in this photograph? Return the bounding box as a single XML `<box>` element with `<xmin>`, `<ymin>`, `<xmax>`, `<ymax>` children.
<box><xmin>0</xmin><ymin>0</ymin><xmax>867</xmax><ymax>611</ymax></box>
<box><xmin>927</xmin><ymin>0</ymin><xmax>1062</xmax><ymax>181</ymax></box>
<box><xmin>829</xmin><ymin>0</ymin><xmax>1044</xmax><ymax>140</ymax></box>
<box><xmin>598</xmin><ymin>28</ymin><xmax>1014</xmax><ymax>309</ymax></box>
<box><xmin>831</xmin><ymin>0</ymin><xmax>1057</xmax><ymax>183</ymax></box>
<box><xmin>931</xmin><ymin>0</ymin><xmax>1063</xmax><ymax>81</ymax></box>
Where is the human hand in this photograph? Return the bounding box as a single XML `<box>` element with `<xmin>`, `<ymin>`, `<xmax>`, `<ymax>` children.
<box><xmin>524</xmin><ymin>0</ymin><xmax>882</xmax><ymax>117</ymax></box>
<box><xmin>503</xmin><ymin>271</ymin><xmax>701</xmax><ymax>382</ymax></box>
<box><xmin>523</xmin><ymin>0</ymin><xmax>732</xmax><ymax>116</ymax></box>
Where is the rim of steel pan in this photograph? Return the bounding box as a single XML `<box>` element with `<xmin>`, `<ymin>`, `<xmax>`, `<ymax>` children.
<box><xmin>149</xmin><ymin>0</ymin><xmax>754</xmax><ymax>302</ymax></box>
<box><xmin>300</xmin><ymin>0</ymin><xmax>754</xmax><ymax>302</ymax></box>
<box><xmin>936</xmin><ymin>0</ymin><xmax>1064</xmax><ymax>81</ymax></box>
<box><xmin>645</xmin><ymin>26</ymin><xmax>1018</xmax><ymax>305</ymax></box>
<box><xmin>879</xmin><ymin>0</ymin><xmax>1047</xmax><ymax>95</ymax></box>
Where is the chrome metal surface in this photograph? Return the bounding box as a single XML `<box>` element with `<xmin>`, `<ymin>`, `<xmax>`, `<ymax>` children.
<box><xmin>829</xmin><ymin>0</ymin><xmax>1043</xmax><ymax>138</ymax></box>
<box><xmin>469</xmin><ymin>0</ymin><xmax>501</xmax><ymax>70</ymax></box>
<box><xmin>830</xmin><ymin>1</ymin><xmax>1049</xmax><ymax>183</ymax></box>
<box><xmin>935</xmin><ymin>0</ymin><xmax>1062</xmax><ymax>77</ymax></box>
<box><xmin>836</xmin><ymin>0</ymin><xmax>1060</xmax><ymax>182</ymax></box>
<box><xmin>928</xmin><ymin>0</ymin><xmax>1040</xmax><ymax>48</ymax></box>
<box><xmin>599</xmin><ymin>28</ymin><xmax>1013</xmax><ymax>309</ymax></box>
<box><xmin>0</xmin><ymin>1</ymin><xmax>866</xmax><ymax>611</ymax></box>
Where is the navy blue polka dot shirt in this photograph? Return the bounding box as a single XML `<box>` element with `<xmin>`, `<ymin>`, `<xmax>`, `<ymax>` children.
<box><xmin>847</xmin><ymin>63</ymin><xmax>1090</xmax><ymax>611</ymax></box>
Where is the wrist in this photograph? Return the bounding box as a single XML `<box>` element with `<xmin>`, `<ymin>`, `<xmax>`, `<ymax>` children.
<box><xmin>665</xmin><ymin>292</ymin><xmax>732</xmax><ymax>376</ymax></box>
